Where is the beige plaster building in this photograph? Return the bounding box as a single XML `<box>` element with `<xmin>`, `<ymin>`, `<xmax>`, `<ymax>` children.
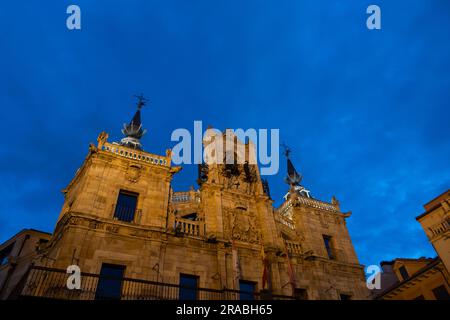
<box><xmin>376</xmin><ymin>189</ymin><xmax>450</xmax><ymax>300</ymax></box>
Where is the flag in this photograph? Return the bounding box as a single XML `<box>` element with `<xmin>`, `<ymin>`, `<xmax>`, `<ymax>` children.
<box><xmin>261</xmin><ymin>245</ymin><xmax>269</xmax><ymax>290</ymax></box>
<box><xmin>231</xmin><ymin>240</ymin><xmax>241</xmax><ymax>290</ymax></box>
<box><xmin>282</xmin><ymin>238</ymin><xmax>296</xmax><ymax>295</ymax></box>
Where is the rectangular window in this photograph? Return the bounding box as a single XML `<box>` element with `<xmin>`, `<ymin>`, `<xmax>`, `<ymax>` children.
<box><xmin>114</xmin><ymin>190</ymin><xmax>138</xmax><ymax>222</ymax></box>
<box><xmin>398</xmin><ymin>266</ymin><xmax>409</xmax><ymax>280</ymax></box>
<box><xmin>95</xmin><ymin>264</ymin><xmax>126</xmax><ymax>300</ymax></box>
<box><xmin>179</xmin><ymin>274</ymin><xmax>199</xmax><ymax>300</ymax></box>
<box><xmin>432</xmin><ymin>285</ymin><xmax>450</xmax><ymax>300</ymax></box>
<box><xmin>182</xmin><ymin>213</ymin><xmax>198</xmax><ymax>221</ymax></box>
<box><xmin>0</xmin><ymin>242</ymin><xmax>15</xmax><ymax>266</ymax></box>
<box><xmin>340</xmin><ymin>294</ymin><xmax>352</xmax><ymax>300</ymax></box>
<box><xmin>323</xmin><ymin>235</ymin><xmax>335</xmax><ymax>260</ymax></box>
<box><xmin>294</xmin><ymin>288</ymin><xmax>308</xmax><ymax>300</ymax></box>
<box><xmin>239</xmin><ymin>280</ymin><xmax>256</xmax><ymax>300</ymax></box>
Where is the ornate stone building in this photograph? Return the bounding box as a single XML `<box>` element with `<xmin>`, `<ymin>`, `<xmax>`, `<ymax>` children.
<box><xmin>1</xmin><ymin>101</ymin><xmax>369</xmax><ymax>300</ymax></box>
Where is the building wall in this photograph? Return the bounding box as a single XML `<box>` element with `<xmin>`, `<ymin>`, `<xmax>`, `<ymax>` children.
<box><xmin>0</xmin><ymin>229</ymin><xmax>51</xmax><ymax>299</ymax></box>
<box><xmin>377</xmin><ymin>189</ymin><xmax>450</xmax><ymax>300</ymax></box>
<box><xmin>380</xmin><ymin>260</ymin><xmax>450</xmax><ymax>300</ymax></box>
<box><xmin>416</xmin><ymin>190</ymin><xmax>450</xmax><ymax>273</ymax></box>
<box><xmin>31</xmin><ymin>132</ymin><xmax>369</xmax><ymax>300</ymax></box>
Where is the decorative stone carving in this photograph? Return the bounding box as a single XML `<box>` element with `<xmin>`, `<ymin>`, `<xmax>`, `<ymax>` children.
<box><xmin>226</xmin><ymin>208</ymin><xmax>261</xmax><ymax>243</ymax></box>
<box><xmin>97</xmin><ymin>131</ymin><xmax>109</xmax><ymax>148</ymax></box>
<box><xmin>106</xmin><ymin>225</ymin><xmax>119</xmax><ymax>233</ymax></box>
<box><xmin>126</xmin><ymin>164</ymin><xmax>142</xmax><ymax>183</ymax></box>
<box><xmin>89</xmin><ymin>221</ymin><xmax>103</xmax><ymax>230</ymax></box>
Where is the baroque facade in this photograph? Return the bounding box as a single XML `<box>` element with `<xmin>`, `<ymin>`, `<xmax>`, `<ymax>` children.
<box><xmin>1</xmin><ymin>102</ymin><xmax>369</xmax><ymax>300</ymax></box>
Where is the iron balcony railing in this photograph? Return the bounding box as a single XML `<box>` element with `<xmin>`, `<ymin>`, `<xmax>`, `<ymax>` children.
<box><xmin>20</xmin><ymin>266</ymin><xmax>294</xmax><ymax>300</ymax></box>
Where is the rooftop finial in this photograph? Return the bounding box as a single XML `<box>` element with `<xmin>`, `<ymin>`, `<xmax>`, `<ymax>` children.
<box><xmin>134</xmin><ymin>93</ymin><xmax>149</xmax><ymax>110</ymax></box>
<box><xmin>120</xmin><ymin>95</ymin><xmax>148</xmax><ymax>150</ymax></box>
<box><xmin>282</xmin><ymin>144</ymin><xmax>302</xmax><ymax>186</ymax></box>
<box><xmin>281</xmin><ymin>143</ymin><xmax>291</xmax><ymax>158</ymax></box>
<box><xmin>281</xmin><ymin>145</ymin><xmax>312</xmax><ymax>199</ymax></box>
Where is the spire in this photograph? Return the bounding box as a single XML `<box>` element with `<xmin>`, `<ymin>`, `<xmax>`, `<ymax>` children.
<box><xmin>120</xmin><ymin>94</ymin><xmax>148</xmax><ymax>150</ymax></box>
<box><xmin>282</xmin><ymin>144</ymin><xmax>302</xmax><ymax>186</ymax></box>
<box><xmin>282</xmin><ymin>144</ymin><xmax>311</xmax><ymax>199</ymax></box>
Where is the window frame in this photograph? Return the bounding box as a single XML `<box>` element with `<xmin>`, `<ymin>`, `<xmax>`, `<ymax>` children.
<box><xmin>339</xmin><ymin>293</ymin><xmax>352</xmax><ymax>300</ymax></box>
<box><xmin>432</xmin><ymin>284</ymin><xmax>450</xmax><ymax>300</ymax></box>
<box><xmin>95</xmin><ymin>263</ymin><xmax>126</xmax><ymax>300</ymax></box>
<box><xmin>179</xmin><ymin>273</ymin><xmax>199</xmax><ymax>300</ymax></box>
<box><xmin>322</xmin><ymin>235</ymin><xmax>335</xmax><ymax>260</ymax></box>
<box><xmin>239</xmin><ymin>280</ymin><xmax>257</xmax><ymax>300</ymax></box>
<box><xmin>113</xmin><ymin>190</ymin><xmax>139</xmax><ymax>223</ymax></box>
<box><xmin>294</xmin><ymin>288</ymin><xmax>309</xmax><ymax>300</ymax></box>
<box><xmin>0</xmin><ymin>242</ymin><xmax>15</xmax><ymax>266</ymax></box>
<box><xmin>398</xmin><ymin>265</ymin><xmax>409</xmax><ymax>281</ymax></box>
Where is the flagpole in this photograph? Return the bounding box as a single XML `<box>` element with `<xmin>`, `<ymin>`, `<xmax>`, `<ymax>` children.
<box><xmin>280</xmin><ymin>234</ymin><xmax>297</xmax><ymax>296</ymax></box>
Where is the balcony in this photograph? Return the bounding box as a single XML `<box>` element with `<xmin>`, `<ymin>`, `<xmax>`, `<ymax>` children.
<box><xmin>275</xmin><ymin>214</ymin><xmax>295</xmax><ymax>230</ymax></box>
<box><xmin>171</xmin><ymin>191</ymin><xmax>201</xmax><ymax>204</ymax></box>
<box><xmin>101</xmin><ymin>142</ymin><xmax>170</xmax><ymax>167</ymax></box>
<box><xmin>276</xmin><ymin>197</ymin><xmax>340</xmax><ymax>216</ymax></box>
<box><xmin>285</xmin><ymin>240</ymin><xmax>302</xmax><ymax>255</ymax></box>
<box><xmin>112</xmin><ymin>205</ymin><xmax>143</xmax><ymax>224</ymax></box>
<box><xmin>174</xmin><ymin>217</ymin><xmax>204</xmax><ymax>237</ymax></box>
<box><xmin>18</xmin><ymin>266</ymin><xmax>294</xmax><ymax>300</ymax></box>
<box><xmin>428</xmin><ymin>218</ymin><xmax>450</xmax><ymax>239</ymax></box>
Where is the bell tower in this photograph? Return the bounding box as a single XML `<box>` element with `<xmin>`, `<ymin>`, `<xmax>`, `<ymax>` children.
<box><xmin>45</xmin><ymin>97</ymin><xmax>179</xmax><ymax>272</ymax></box>
<box><xmin>198</xmin><ymin>128</ymin><xmax>282</xmax><ymax>256</ymax></box>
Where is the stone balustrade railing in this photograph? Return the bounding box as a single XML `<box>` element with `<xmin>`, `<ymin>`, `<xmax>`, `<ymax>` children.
<box><xmin>285</xmin><ymin>240</ymin><xmax>302</xmax><ymax>255</ymax></box>
<box><xmin>276</xmin><ymin>197</ymin><xmax>339</xmax><ymax>216</ymax></box>
<box><xmin>275</xmin><ymin>214</ymin><xmax>295</xmax><ymax>230</ymax></box>
<box><xmin>101</xmin><ymin>142</ymin><xmax>169</xmax><ymax>167</ymax></box>
<box><xmin>172</xmin><ymin>192</ymin><xmax>191</xmax><ymax>203</ymax></box>
<box><xmin>174</xmin><ymin>217</ymin><xmax>204</xmax><ymax>237</ymax></box>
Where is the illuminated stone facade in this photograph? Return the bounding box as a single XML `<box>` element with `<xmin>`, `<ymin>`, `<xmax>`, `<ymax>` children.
<box><xmin>8</xmin><ymin>106</ymin><xmax>369</xmax><ymax>300</ymax></box>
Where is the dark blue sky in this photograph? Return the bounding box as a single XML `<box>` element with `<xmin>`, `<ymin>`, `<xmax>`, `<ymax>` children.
<box><xmin>1</xmin><ymin>1</ymin><xmax>449</xmax><ymax>268</ymax></box>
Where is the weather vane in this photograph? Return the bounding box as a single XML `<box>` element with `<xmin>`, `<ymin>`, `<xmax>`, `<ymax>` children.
<box><xmin>134</xmin><ymin>93</ymin><xmax>149</xmax><ymax>110</ymax></box>
<box><xmin>281</xmin><ymin>143</ymin><xmax>291</xmax><ymax>158</ymax></box>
